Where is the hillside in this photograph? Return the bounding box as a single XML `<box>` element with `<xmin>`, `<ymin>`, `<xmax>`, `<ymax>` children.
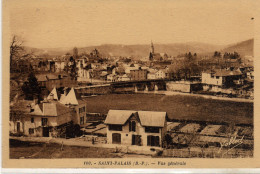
<box><xmin>24</xmin><ymin>39</ymin><xmax>253</xmax><ymax>59</ymax></box>
<box><xmin>221</xmin><ymin>39</ymin><xmax>254</xmax><ymax>57</ymax></box>
<box><xmin>78</xmin><ymin>43</ymin><xmax>224</xmax><ymax>58</ymax></box>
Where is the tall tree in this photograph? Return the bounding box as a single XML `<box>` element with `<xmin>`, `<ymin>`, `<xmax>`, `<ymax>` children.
<box><xmin>10</xmin><ymin>35</ymin><xmax>24</xmax><ymax>71</ymax></box>
<box><xmin>21</xmin><ymin>72</ymin><xmax>41</xmax><ymax>100</ymax></box>
<box><xmin>68</xmin><ymin>56</ymin><xmax>78</xmax><ymax>80</ymax></box>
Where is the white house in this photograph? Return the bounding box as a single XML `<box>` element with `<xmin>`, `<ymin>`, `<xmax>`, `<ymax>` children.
<box><xmin>118</xmin><ymin>74</ymin><xmax>131</xmax><ymax>82</ymax></box>
<box><xmin>55</xmin><ymin>61</ymin><xmax>65</xmax><ymax>72</ymax></box>
<box><xmin>156</xmin><ymin>69</ymin><xmax>166</xmax><ymax>79</ymax></box>
<box><xmin>147</xmin><ymin>73</ymin><xmax>156</xmax><ymax>80</ymax></box>
<box><xmin>201</xmin><ymin>69</ymin><xmax>242</xmax><ymax>91</ymax></box>
<box><xmin>59</xmin><ymin>88</ymin><xmax>87</xmax><ymax>125</ymax></box>
<box><xmin>104</xmin><ymin>110</ymin><xmax>167</xmax><ymax>147</ymax></box>
<box><xmin>107</xmin><ymin>74</ymin><xmax>117</xmax><ymax>82</ymax></box>
<box><xmin>24</xmin><ymin>101</ymin><xmax>73</xmax><ymax>137</ymax></box>
<box><xmin>77</xmin><ymin>68</ymin><xmax>92</xmax><ymax>82</ymax></box>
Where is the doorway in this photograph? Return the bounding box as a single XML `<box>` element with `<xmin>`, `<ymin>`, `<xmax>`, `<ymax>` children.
<box><xmin>42</xmin><ymin>127</ymin><xmax>49</xmax><ymax>137</ymax></box>
<box><xmin>132</xmin><ymin>135</ymin><xmax>142</xmax><ymax>146</ymax></box>
<box><xmin>17</xmin><ymin>122</ymin><xmax>20</xmax><ymax>132</ymax></box>
<box><xmin>112</xmin><ymin>133</ymin><xmax>121</xmax><ymax>144</ymax></box>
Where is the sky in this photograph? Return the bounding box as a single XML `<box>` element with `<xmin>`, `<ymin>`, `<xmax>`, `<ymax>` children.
<box><xmin>7</xmin><ymin>0</ymin><xmax>255</xmax><ymax>48</ymax></box>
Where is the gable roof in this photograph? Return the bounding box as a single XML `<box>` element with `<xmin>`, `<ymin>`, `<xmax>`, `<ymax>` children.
<box><xmin>31</xmin><ymin>102</ymin><xmax>72</xmax><ymax>117</ymax></box>
<box><xmin>214</xmin><ymin>69</ymin><xmax>242</xmax><ymax>77</ymax></box>
<box><xmin>203</xmin><ymin>69</ymin><xmax>242</xmax><ymax>77</ymax></box>
<box><xmin>138</xmin><ymin>111</ymin><xmax>166</xmax><ymax>127</ymax></box>
<box><xmin>60</xmin><ymin>88</ymin><xmax>79</xmax><ymax>105</ymax></box>
<box><xmin>104</xmin><ymin>110</ymin><xmax>166</xmax><ymax>127</ymax></box>
<box><xmin>47</xmin><ymin>87</ymin><xmax>59</xmax><ymax>100</ymax></box>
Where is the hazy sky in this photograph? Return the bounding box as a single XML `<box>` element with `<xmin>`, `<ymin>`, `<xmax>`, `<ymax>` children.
<box><xmin>7</xmin><ymin>0</ymin><xmax>255</xmax><ymax>48</ymax></box>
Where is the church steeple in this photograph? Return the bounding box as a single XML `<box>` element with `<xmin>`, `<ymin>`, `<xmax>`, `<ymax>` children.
<box><xmin>151</xmin><ymin>40</ymin><xmax>154</xmax><ymax>54</ymax></box>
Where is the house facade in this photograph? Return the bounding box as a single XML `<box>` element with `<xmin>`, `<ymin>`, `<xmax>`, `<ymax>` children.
<box><xmin>130</xmin><ymin>69</ymin><xmax>148</xmax><ymax>81</ymax></box>
<box><xmin>24</xmin><ymin>101</ymin><xmax>74</xmax><ymax>137</ymax></box>
<box><xmin>202</xmin><ymin>69</ymin><xmax>242</xmax><ymax>92</ymax></box>
<box><xmin>59</xmin><ymin>87</ymin><xmax>87</xmax><ymax>125</ymax></box>
<box><xmin>104</xmin><ymin>110</ymin><xmax>167</xmax><ymax>147</ymax></box>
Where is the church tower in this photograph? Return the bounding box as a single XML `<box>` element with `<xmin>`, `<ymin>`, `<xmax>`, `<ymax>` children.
<box><xmin>151</xmin><ymin>40</ymin><xmax>155</xmax><ymax>54</ymax></box>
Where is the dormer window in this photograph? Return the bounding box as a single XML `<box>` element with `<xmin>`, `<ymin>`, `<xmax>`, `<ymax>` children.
<box><xmin>129</xmin><ymin>121</ymin><xmax>136</xmax><ymax>132</ymax></box>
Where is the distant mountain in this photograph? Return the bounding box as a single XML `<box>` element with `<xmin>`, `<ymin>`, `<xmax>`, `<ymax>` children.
<box><xmin>221</xmin><ymin>39</ymin><xmax>254</xmax><ymax>57</ymax></box>
<box><xmin>78</xmin><ymin>43</ymin><xmax>224</xmax><ymax>58</ymax></box>
<box><xmin>24</xmin><ymin>39</ymin><xmax>253</xmax><ymax>59</ymax></box>
<box><xmin>23</xmin><ymin>47</ymin><xmax>72</xmax><ymax>57</ymax></box>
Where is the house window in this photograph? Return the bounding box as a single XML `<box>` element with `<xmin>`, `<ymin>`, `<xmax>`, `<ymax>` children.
<box><xmin>112</xmin><ymin>133</ymin><xmax>121</xmax><ymax>144</ymax></box>
<box><xmin>145</xmin><ymin>127</ymin><xmax>160</xmax><ymax>133</ymax></box>
<box><xmin>29</xmin><ymin>128</ymin><xmax>34</xmax><ymax>134</ymax></box>
<box><xmin>80</xmin><ymin>116</ymin><xmax>84</xmax><ymax>125</ymax></box>
<box><xmin>42</xmin><ymin>118</ymin><xmax>48</xmax><ymax>127</ymax></box>
<box><xmin>109</xmin><ymin>125</ymin><xmax>122</xmax><ymax>131</ymax></box>
<box><xmin>129</xmin><ymin>121</ymin><xmax>136</xmax><ymax>132</ymax></box>
<box><xmin>31</xmin><ymin>117</ymin><xmax>34</xmax><ymax>123</ymax></box>
<box><xmin>147</xmin><ymin>135</ymin><xmax>160</xmax><ymax>147</ymax></box>
<box><xmin>216</xmin><ymin>76</ymin><xmax>219</xmax><ymax>79</ymax></box>
<box><xmin>79</xmin><ymin>106</ymin><xmax>86</xmax><ymax>113</ymax></box>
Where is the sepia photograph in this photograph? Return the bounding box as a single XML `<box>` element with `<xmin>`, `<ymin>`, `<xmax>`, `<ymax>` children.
<box><xmin>2</xmin><ymin>0</ymin><xmax>260</xmax><ymax>170</ymax></box>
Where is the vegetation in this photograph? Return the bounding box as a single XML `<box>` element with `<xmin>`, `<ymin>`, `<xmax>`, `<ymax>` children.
<box><xmin>21</xmin><ymin>72</ymin><xmax>41</xmax><ymax>100</ymax></box>
<box><xmin>84</xmin><ymin>94</ymin><xmax>253</xmax><ymax>124</ymax></box>
<box><xmin>169</xmin><ymin>52</ymin><xmax>200</xmax><ymax>79</ymax></box>
<box><xmin>10</xmin><ymin>35</ymin><xmax>24</xmax><ymax>71</ymax></box>
<box><xmin>10</xmin><ymin>139</ymin><xmax>120</xmax><ymax>159</ymax></box>
<box><xmin>64</xmin><ymin>56</ymin><xmax>78</xmax><ymax>80</ymax></box>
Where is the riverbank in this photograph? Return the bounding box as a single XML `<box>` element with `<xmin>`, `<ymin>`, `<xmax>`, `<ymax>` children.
<box><xmin>136</xmin><ymin>90</ymin><xmax>253</xmax><ymax>103</ymax></box>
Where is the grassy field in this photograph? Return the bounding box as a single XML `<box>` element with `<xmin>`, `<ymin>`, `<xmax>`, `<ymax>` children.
<box><xmin>84</xmin><ymin>94</ymin><xmax>253</xmax><ymax>125</ymax></box>
<box><xmin>10</xmin><ymin>139</ymin><xmax>120</xmax><ymax>159</ymax></box>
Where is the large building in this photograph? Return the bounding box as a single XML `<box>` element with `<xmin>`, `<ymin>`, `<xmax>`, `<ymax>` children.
<box><xmin>130</xmin><ymin>69</ymin><xmax>148</xmax><ymax>81</ymax></box>
<box><xmin>104</xmin><ymin>110</ymin><xmax>167</xmax><ymax>147</ymax></box>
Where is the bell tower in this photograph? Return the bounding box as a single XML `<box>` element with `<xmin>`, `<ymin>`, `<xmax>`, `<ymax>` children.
<box><xmin>151</xmin><ymin>40</ymin><xmax>154</xmax><ymax>54</ymax></box>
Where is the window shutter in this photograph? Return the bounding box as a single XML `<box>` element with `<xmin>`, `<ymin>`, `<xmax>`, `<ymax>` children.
<box><xmin>129</xmin><ymin>121</ymin><xmax>132</xmax><ymax>132</ymax></box>
<box><xmin>132</xmin><ymin>121</ymin><xmax>136</xmax><ymax>132</ymax></box>
<box><xmin>155</xmin><ymin>136</ymin><xmax>160</xmax><ymax>147</ymax></box>
<box><xmin>147</xmin><ymin>136</ymin><xmax>151</xmax><ymax>146</ymax></box>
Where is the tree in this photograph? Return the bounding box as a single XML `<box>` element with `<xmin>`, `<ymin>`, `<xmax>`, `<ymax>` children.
<box><xmin>21</xmin><ymin>72</ymin><xmax>41</xmax><ymax>100</ymax></box>
<box><xmin>68</xmin><ymin>56</ymin><xmax>78</xmax><ymax>80</ymax></box>
<box><xmin>10</xmin><ymin>35</ymin><xmax>24</xmax><ymax>71</ymax></box>
<box><xmin>213</xmin><ymin>51</ymin><xmax>221</xmax><ymax>58</ymax></box>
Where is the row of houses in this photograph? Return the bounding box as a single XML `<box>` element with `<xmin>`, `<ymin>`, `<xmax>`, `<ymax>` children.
<box><xmin>35</xmin><ymin>73</ymin><xmax>77</xmax><ymax>91</ymax></box>
<box><xmin>10</xmin><ymin>104</ymin><xmax>253</xmax><ymax>149</ymax></box>
<box><xmin>77</xmin><ymin>64</ymin><xmax>174</xmax><ymax>83</ymax></box>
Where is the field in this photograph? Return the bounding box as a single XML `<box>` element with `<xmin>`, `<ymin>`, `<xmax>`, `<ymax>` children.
<box><xmin>9</xmin><ymin>139</ymin><xmax>120</xmax><ymax>159</ymax></box>
<box><xmin>84</xmin><ymin>94</ymin><xmax>253</xmax><ymax>125</ymax></box>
